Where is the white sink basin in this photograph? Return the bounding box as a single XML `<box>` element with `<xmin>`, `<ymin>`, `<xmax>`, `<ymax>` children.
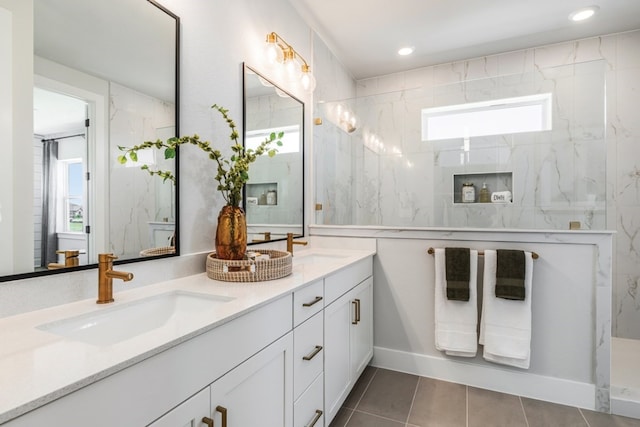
<box><xmin>37</xmin><ymin>291</ymin><xmax>234</xmax><ymax>346</ymax></box>
<box><xmin>293</xmin><ymin>253</ymin><xmax>349</xmax><ymax>265</ymax></box>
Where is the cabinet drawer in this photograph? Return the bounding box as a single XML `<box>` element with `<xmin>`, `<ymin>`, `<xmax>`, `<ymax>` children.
<box><xmin>294</xmin><ymin>373</ymin><xmax>324</xmax><ymax>427</ymax></box>
<box><xmin>324</xmin><ymin>257</ymin><xmax>373</xmax><ymax>304</ymax></box>
<box><xmin>293</xmin><ymin>311</ymin><xmax>324</xmax><ymax>399</ymax></box>
<box><xmin>293</xmin><ymin>279</ymin><xmax>324</xmax><ymax>327</ymax></box>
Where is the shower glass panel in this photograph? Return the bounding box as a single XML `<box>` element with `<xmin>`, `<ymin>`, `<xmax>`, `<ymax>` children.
<box><xmin>315</xmin><ymin>60</ymin><xmax>607</xmax><ymax>230</ymax></box>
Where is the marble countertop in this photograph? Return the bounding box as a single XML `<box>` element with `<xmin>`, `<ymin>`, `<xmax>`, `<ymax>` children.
<box><xmin>0</xmin><ymin>247</ymin><xmax>375</xmax><ymax>424</ymax></box>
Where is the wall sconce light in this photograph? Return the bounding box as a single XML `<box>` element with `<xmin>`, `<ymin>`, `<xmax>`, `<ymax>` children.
<box><xmin>264</xmin><ymin>31</ymin><xmax>316</xmax><ymax>93</ymax></box>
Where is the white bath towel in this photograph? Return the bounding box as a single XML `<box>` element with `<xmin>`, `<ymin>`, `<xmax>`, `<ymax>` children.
<box><xmin>434</xmin><ymin>248</ymin><xmax>478</xmax><ymax>357</ymax></box>
<box><xmin>479</xmin><ymin>250</ymin><xmax>534</xmax><ymax>369</ymax></box>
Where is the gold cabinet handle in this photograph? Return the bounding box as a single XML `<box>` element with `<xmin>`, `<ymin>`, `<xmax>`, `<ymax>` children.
<box><xmin>355</xmin><ymin>298</ymin><xmax>361</xmax><ymax>323</ymax></box>
<box><xmin>305</xmin><ymin>409</ymin><xmax>323</xmax><ymax>427</ymax></box>
<box><xmin>302</xmin><ymin>296</ymin><xmax>323</xmax><ymax>307</ymax></box>
<box><xmin>352</xmin><ymin>300</ymin><xmax>358</xmax><ymax>324</ymax></box>
<box><xmin>216</xmin><ymin>405</ymin><xmax>227</xmax><ymax>427</ymax></box>
<box><xmin>302</xmin><ymin>345</ymin><xmax>323</xmax><ymax>361</ymax></box>
<box><xmin>202</xmin><ymin>417</ymin><xmax>214</xmax><ymax>427</ymax></box>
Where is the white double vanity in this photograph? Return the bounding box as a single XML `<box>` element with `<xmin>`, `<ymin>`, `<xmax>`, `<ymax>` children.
<box><xmin>0</xmin><ymin>243</ymin><xmax>375</xmax><ymax>427</ymax></box>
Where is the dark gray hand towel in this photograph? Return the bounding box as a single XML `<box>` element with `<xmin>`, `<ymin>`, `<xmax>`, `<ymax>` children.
<box><xmin>496</xmin><ymin>249</ymin><xmax>526</xmax><ymax>300</ymax></box>
<box><xmin>445</xmin><ymin>247</ymin><xmax>470</xmax><ymax>301</ymax></box>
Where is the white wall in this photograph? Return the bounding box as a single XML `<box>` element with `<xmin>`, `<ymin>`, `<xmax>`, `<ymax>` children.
<box><xmin>158</xmin><ymin>0</ymin><xmax>314</xmax><ymax>255</ymax></box>
<box><xmin>311</xmin><ymin>226</ymin><xmax>613</xmax><ymax>411</ymax></box>
<box><xmin>0</xmin><ymin>0</ymin><xmax>33</xmax><ymax>275</ymax></box>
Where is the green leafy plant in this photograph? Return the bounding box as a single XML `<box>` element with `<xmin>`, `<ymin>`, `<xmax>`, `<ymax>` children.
<box><xmin>118</xmin><ymin>104</ymin><xmax>283</xmax><ymax>207</ymax></box>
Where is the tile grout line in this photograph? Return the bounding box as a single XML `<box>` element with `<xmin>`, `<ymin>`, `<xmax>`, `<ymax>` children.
<box><xmin>350</xmin><ymin>408</ymin><xmax>409</xmax><ymax>426</ymax></box>
<box><xmin>352</xmin><ymin>367</ymin><xmax>378</xmax><ymax>409</ymax></box>
<box><xmin>519</xmin><ymin>396</ymin><xmax>530</xmax><ymax>427</ymax></box>
<box><xmin>404</xmin><ymin>376</ymin><xmax>421</xmax><ymax>426</ymax></box>
<box><xmin>466</xmin><ymin>385</ymin><xmax>469</xmax><ymax>427</ymax></box>
<box><xmin>341</xmin><ymin>408</ymin><xmax>355</xmax><ymax>427</ymax></box>
<box><xmin>342</xmin><ymin>367</ymin><xmax>378</xmax><ymax>426</ymax></box>
<box><xmin>578</xmin><ymin>408</ymin><xmax>592</xmax><ymax>427</ymax></box>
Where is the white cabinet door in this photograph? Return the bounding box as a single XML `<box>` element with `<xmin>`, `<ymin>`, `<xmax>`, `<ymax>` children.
<box><xmin>324</xmin><ymin>276</ymin><xmax>374</xmax><ymax>425</ymax></box>
<box><xmin>324</xmin><ymin>287</ymin><xmax>354</xmax><ymax>423</ymax></box>
<box><xmin>148</xmin><ymin>387</ymin><xmax>210</xmax><ymax>427</ymax></box>
<box><xmin>350</xmin><ymin>277</ymin><xmax>373</xmax><ymax>378</ymax></box>
<box><xmin>209</xmin><ymin>333</ymin><xmax>293</xmax><ymax>427</ymax></box>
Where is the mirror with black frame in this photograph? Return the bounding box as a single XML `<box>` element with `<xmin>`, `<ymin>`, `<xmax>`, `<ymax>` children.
<box><xmin>243</xmin><ymin>64</ymin><xmax>304</xmax><ymax>244</ymax></box>
<box><xmin>0</xmin><ymin>0</ymin><xmax>179</xmax><ymax>281</ymax></box>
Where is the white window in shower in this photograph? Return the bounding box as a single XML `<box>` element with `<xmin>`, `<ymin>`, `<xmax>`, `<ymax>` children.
<box><xmin>246</xmin><ymin>125</ymin><xmax>300</xmax><ymax>154</ymax></box>
<box><xmin>421</xmin><ymin>93</ymin><xmax>552</xmax><ymax>141</ymax></box>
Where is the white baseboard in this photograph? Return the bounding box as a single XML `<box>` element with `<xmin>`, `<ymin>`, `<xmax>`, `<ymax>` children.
<box><xmin>611</xmin><ymin>397</ymin><xmax>640</xmax><ymax>419</ymax></box>
<box><xmin>372</xmin><ymin>346</ymin><xmax>596</xmax><ymax>410</ymax></box>
<box><xmin>611</xmin><ymin>386</ymin><xmax>640</xmax><ymax>419</ymax></box>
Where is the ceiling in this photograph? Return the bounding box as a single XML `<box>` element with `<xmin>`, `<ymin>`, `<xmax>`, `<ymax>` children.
<box><xmin>34</xmin><ymin>88</ymin><xmax>86</xmax><ymax>136</ymax></box>
<box><xmin>34</xmin><ymin>0</ymin><xmax>176</xmax><ymax>102</ymax></box>
<box><xmin>289</xmin><ymin>0</ymin><xmax>640</xmax><ymax>80</ymax></box>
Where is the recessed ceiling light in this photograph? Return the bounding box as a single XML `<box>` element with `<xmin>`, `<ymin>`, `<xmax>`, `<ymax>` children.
<box><xmin>398</xmin><ymin>46</ymin><xmax>415</xmax><ymax>56</ymax></box>
<box><xmin>569</xmin><ymin>6</ymin><xmax>599</xmax><ymax>22</ymax></box>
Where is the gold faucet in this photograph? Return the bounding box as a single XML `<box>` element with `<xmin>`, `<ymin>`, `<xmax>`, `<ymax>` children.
<box><xmin>286</xmin><ymin>233</ymin><xmax>307</xmax><ymax>255</ymax></box>
<box><xmin>251</xmin><ymin>231</ymin><xmax>271</xmax><ymax>243</ymax></box>
<box><xmin>47</xmin><ymin>250</ymin><xmax>80</xmax><ymax>269</ymax></box>
<box><xmin>97</xmin><ymin>253</ymin><xmax>134</xmax><ymax>304</ymax></box>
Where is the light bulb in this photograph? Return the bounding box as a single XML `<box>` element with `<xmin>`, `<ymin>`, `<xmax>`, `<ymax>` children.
<box><xmin>258</xmin><ymin>76</ymin><xmax>274</xmax><ymax>88</ymax></box>
<box><xmin>284</xmin><ymin>60</ymin><xmax>299</xmax><ymax>80</ymax></box>
<box><xmin>282</xmin><ymin>48</ymin><xmax>300</xmax><ymax>82</ymax></box>
<box><xmin>275</xmin><ymin>88</ymin><xmax>290</xmax><ymax>98</ymax></box>
<box><xmin>263</xmin><ymin>33</ymin><xmax>283</xmax><ymax>67</ymax></box>
<box><xmin>300</xmin><ymin>64</ymin><xmax>316</xmax><ymax>92</ymax></box>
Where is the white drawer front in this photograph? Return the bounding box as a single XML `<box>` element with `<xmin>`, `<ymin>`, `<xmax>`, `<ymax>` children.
<box><xmin>293</xmin><ymin>311</ymin><xmax>324</xmax><ymax>399</ymax></box>
<box><xmin>294</xmin><ymin>373</ymin><xmax>324</xmax><ymax>427</ymax></box>
<box><xmin>324</xmin><ymin>257</ymin><xmax>373</xmax><ymax>304</ymax></box>
<box><xmin>293</xmin><ymin>279</ymin><xmax>324</xmax><ymax>327</ymax></box>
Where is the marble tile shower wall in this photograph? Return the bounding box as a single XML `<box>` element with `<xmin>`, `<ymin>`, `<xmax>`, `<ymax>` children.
<box><xmin>350</xmin><ymin>60</ymin><xmax>606</xmax><ymax>229</ymax></box>
<box><xmin>315</xmin><ymin>30</ymin><xmax>640</xmax><ymax>338</ymax></box>
<box><xmin>312</xmin><ymin>32</ymin><xmax>357</xmax><ymax>225</ymax></box>
<box><xmin>109</xmin><ymin>82</ymin><xmax>175</xmax><ymax>258</ymax></box>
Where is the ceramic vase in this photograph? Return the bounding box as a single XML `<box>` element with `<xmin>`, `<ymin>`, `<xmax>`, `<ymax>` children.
<box><xmin>215</xmin><ymin>205</ymin><xmax>247</xmax><ymax>260</ymax></box>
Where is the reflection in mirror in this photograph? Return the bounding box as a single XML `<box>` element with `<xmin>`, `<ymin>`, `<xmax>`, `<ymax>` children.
<box><xmin>243</xmin><ymin>65</ymin><xmax>304</xmax><ymax>244</ymax></box>
<box><xmin>0</xmin><ymin>0</ymin><xmax>179</xmax><ymax>281</ymax></box>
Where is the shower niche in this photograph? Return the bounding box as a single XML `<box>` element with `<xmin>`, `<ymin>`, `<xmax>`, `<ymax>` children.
<box><xmin>453</xmin><ymin>172</ymin><xmax>513</xmax><ymax>204</ymax></box>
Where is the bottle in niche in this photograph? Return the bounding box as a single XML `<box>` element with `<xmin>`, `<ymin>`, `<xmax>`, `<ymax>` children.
<box><xmin>479</xmin><ymin>182</ymin><xmax>490</xmax><ymax>203</ymax></box>
<box><xmin>258</xmin><ymin>191</ymin><xmax>267</xmax><ymax>205</ymax></box>
<box><xmin>266</xmin><ymin>189</ymin><xmax>277</xmax><ymax>205</ymax></box>
<box><xmin>462</xmin><ymin>182</ymin><xmax>475</xmax><ymax>203</ymax></box>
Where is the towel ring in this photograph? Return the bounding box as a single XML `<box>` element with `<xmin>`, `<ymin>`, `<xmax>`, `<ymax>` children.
<box><xmin>427</xmin><ymin>247</ymin><xmax>539</xmax><ymax>260</ymax></box>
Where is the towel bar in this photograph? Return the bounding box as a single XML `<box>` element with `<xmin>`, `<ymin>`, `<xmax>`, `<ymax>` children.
<box><xmin>427</xmin><ymin>247</ymin><xmax>539</xmax><ymax>260</ymax></box>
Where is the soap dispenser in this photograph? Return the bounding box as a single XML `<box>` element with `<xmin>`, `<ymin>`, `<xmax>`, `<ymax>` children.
<box><xmin>479</xmin><ymin>182</ymin><xmax>490</xmax><ymax>203</ymax></box>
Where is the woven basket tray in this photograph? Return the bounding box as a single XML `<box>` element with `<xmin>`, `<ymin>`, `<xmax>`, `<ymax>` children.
<box><xmin>139</xmin><ymin>246</ymin><xmax>176</xmax><ymax>257</ymax></box>
<box><xmin>206</xmin><ymin>250</ymin><xmax>292</xmax><ymax>282</ymax></box>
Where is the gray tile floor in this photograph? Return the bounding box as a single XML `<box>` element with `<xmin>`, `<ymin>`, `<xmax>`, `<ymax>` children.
<box><xmin>329</xmin><ymin>367</ymin><xmax>640</xmax><ymax>427</ymax></box>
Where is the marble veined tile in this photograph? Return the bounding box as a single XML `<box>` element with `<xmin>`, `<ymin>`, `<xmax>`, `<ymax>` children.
<box><xmin>617</xmin><ymin>30</ymin><xmax>640</xmax><ymax>70</ymax></box>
